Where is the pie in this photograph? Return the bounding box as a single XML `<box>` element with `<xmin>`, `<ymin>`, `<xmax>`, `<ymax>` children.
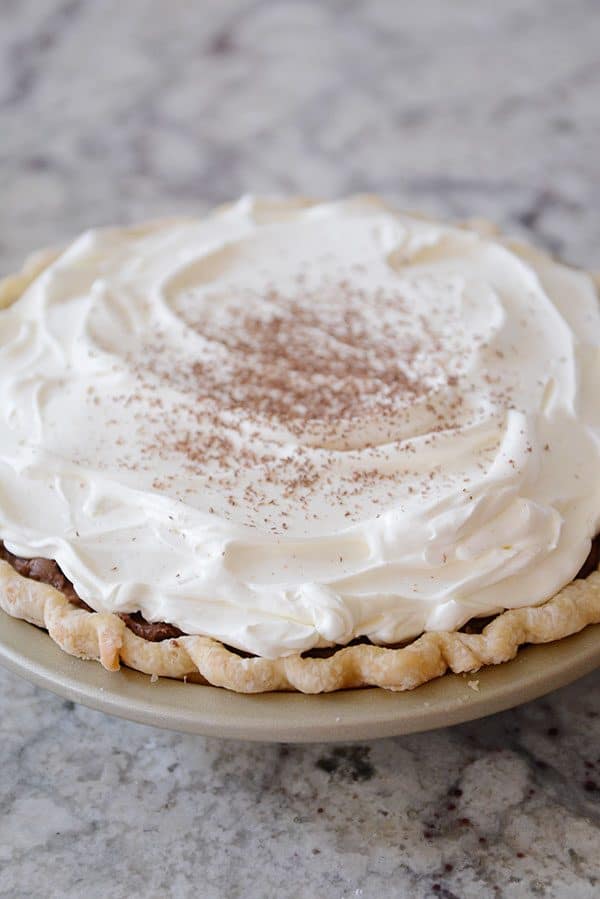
<box><xmin>0</xmin><ymin>196</ymin><xmax>598</xmax><ymax>693</ymax></box>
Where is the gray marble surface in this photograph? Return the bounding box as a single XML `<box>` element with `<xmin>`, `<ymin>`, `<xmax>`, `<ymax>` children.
<box><xmin>1</xmin><ymin>1</ymin><xmax>599</xmax><ymax>896</ymax></box>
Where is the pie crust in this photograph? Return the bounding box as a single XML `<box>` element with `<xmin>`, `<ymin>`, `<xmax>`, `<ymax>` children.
<box><xmin>0</xmin><ymin>244</ymin><xmax>599</xmax><ymax>694</ymax></box>
<box><xmin>1</xmin><ymin>557</ymin><xmax>599</xmax><ymax>692</ymax></box>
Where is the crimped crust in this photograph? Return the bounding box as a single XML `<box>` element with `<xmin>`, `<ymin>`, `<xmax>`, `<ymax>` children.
<box><xmin>1</xmin><ymin>558</ymin><xmax>599</xmax><ymax>692</ymax></box>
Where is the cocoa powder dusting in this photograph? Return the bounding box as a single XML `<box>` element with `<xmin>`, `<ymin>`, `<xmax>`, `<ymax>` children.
<box><xmin>92</xmin><ymin>273</ymin><xmax>492</xmax><ymax>533</ymax></box>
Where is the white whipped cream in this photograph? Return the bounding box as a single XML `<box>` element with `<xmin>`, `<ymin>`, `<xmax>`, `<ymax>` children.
<box><xmin>0</xmin><ymin>196</ymin><xmax>599</xmax><ymax>658</ymax></box>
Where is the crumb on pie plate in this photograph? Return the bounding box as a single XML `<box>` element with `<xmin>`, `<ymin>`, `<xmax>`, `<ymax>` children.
<box><xmin>0</xmin><ymin>196</ymin><xmax>598</xmax><ymax>693</ymax></box>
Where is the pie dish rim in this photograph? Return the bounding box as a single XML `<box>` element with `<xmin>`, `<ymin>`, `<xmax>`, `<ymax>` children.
<box><xmin>2</xmin><ymin>602</ymin><xmax>600</xmax><ymax>740</ymax></box>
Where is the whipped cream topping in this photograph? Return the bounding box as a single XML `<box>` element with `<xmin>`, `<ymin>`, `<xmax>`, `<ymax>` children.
<box><xmin>0</xmin><ymin>196</ymin><xmax>599</xmax><ymax>658</ymax></box>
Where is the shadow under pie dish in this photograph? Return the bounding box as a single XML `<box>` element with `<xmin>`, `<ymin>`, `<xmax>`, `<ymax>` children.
<box><xmin>0</xmin><ymin>196</ymin><xmax>598</xmax><ymax>694</ymax></box>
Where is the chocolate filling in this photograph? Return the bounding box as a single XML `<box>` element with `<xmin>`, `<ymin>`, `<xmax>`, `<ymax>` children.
<box><xmin>1</xmin><ymin>536</ymin><xmax>599</xmax><ymax>646</ymax></box>
<box><xmin>576</xmin><ymin>536</ymin><xmax>600</xmax><ymax>580</ymax></box>
<box><xmin>0</xmin><ymin>541</ymin><xmax>182</xmax><ymax>642</ymax></box>
<box><xmin>115</xmin><ymin>611</ymin><xmax>183</xmax><ymax>642</ymax></box>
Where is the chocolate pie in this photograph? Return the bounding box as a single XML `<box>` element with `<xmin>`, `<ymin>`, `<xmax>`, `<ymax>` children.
<box><xmin>0</xmin><ymin>196</ymin><xmax>598</xmax><ymax>692</ymax></box>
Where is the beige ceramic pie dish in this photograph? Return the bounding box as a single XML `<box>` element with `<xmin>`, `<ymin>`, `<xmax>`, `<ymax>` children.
<box><xmin>0</xmin><ymin>203</ymin><xmax>599</xmax><ymax>723</ymax></box>
<box><xmin>1</xmin><ymin>607</ymin><xmax>599</xmax><ymax>741</ymax></box>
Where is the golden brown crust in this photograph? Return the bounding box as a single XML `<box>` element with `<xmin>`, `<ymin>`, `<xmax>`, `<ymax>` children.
<box><xmin>1</xmin><ymin>558</ymin><xmax>599</xmax><ymax>693</ymax></box>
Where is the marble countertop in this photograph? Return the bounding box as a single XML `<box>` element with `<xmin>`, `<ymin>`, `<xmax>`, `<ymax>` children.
<box><xmin>1</xmin><ymin>1</ymin><xmax>599</xmax><ymax>896</ymax></box>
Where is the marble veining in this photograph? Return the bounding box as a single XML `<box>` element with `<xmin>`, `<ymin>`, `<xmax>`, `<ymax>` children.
<box><xmin>0</xmin><ymin>1</ymin><xmax>599</xmax><ymax>896</ymax></box>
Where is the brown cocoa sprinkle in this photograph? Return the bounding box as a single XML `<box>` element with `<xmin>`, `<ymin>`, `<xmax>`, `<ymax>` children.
<box><xmin>77</xmin><ymin>260</ymin><xmax>525</xmax><ymax>534</ymax></box>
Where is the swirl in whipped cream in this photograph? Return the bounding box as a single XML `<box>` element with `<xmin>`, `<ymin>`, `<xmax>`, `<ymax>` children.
<box><xmin>0</xmin><ymin>196</ymin><xmax>599</xmax><ymax>657</ymax></box>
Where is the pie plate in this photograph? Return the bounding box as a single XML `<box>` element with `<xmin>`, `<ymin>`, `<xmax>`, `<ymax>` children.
<box><xmin>0</xmin><ymin>609</ymin><xmax>599</xmax><ymax>743</ymax></box>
